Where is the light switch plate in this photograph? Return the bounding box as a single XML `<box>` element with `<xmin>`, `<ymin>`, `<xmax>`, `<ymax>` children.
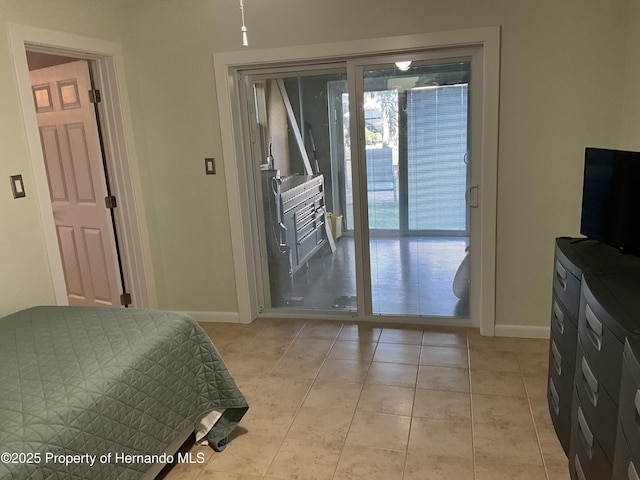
<box><xmin>10</xmin><ymin>175</ymin><xmax>25</xmax><ymax>198</ymax></box>
<box><xmin>205</xmin><ymin>158</ymin><xmax>216</xmax><ymax>175</ymax></box>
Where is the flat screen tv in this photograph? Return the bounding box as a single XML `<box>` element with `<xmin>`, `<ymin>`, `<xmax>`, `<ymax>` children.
<box><xmin>580</xmin><ymin>147</ymin><xmax>640</xmax><ymax>254</ymax></box>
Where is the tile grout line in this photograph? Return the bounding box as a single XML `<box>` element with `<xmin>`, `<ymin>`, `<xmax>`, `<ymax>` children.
<box><xmin>467</xmin><ymin>334</ymin><xmax>478</xmax><ymax>480</ymax></box>
<box><xmin>266</xmin><ymin>320</ymin><xmax>366</xmax><ymax>480</ymax></box>
<box><xmin>259</xmin><ymin>319</ymin><xmax>324</xmax><ymax>478</ymax></box>
<box><xmin>327</xmin><ymin>335</ymin><xmax>375</xmax><ymax>480</ymax></box>
<box><xmin>399</xmin><ymin>328</ymin><xmax>425</xmax><ymax>480</ymax></box>
<box><xmin>330</xmin><ymin>326</ymin><xmax>423</xmax><ymax>479</ymax></box>
<box><xmin>519</xmin><ymin>353</ymin><xmax>552</xmax><ymax>480</ymax></box>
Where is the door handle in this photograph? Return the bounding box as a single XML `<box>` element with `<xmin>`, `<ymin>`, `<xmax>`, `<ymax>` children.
<box><xmin>465</xmin><ymin>185</ymin><xmax>479</xmax><ymax>208</ymax></box>
<box><xmin>630</xmin><ymin>461</ymin><xmax>640</xmax><ymax>480</ymax></box>
<box><xmin>581</xmin><ymin>356</ymin><xmax>599</xmax><ymax>406</ymax></box>
<box><xmin>634</xmin><ymin>390</ymin><xmax>640</xmax><ymax>433</ymax></box>
<box><xmin>555</xmin><ymin>260</ymin><xmax>567</xmax><ymax>291</ymax></box>
<box><xmin>585</xmin><ymin>303</ymin><xmax>603</xmax><ymax>351</ymax></box>
<box><xmin>551</xmin><ymin>340</ymin><xmax>562</xmax><ymax>376</ymax></box>
<box><xmin>548</xmin><ymin>378</ymin><xmax>560</xmax><ymax>415</ymax></box>
<box><xmin>577</xmin><ymin>406</ymin><xmax>594</xmax><ymax>458</ymax></box>
<box><xmin>574</xmin><ymin>455</ymin><xmax>587</xmax><ymax>480</ymax></box>
<box><xmin>552</xmin><ymin>300</ymin><xmax>565</xmax><ymax>334</ymax></box>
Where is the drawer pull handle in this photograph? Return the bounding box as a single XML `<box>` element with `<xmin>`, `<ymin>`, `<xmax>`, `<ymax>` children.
<box><xmin>635</xmin><ymin>390</ymin><xmax>640</xmax><ymax>422</ymax></box>
<box><xmin>575</xmin><ymin>454</ymin><xmax>587</xmax><ymax>480</ymax></box>
<box><xmin>630</xmin><ymin>462</ymin><xmax>640</xmax><ymax>480</ymax></box>
<box><xmin>555</xmin><ymin>260</ymin><xmax>567</xmax><ymax>291</ymax></box>
<box><xmin>548</xmin><ymin>378</ymin><xmax>560</xmax><ymax>415</ymax></box>
<box><xmin>551</xmin><ymin>340</ymin><xmax>562</xmax><ymax>376</ymax></box>
<box><xmin>581</xmin><ymin>357</ymin><xmax>599</xmax><ymax>406</ymax></box>
<box><xmin>577</xmin><ymin>406</ymin><xmax>594</xmax><ymax>458</ymax></box>
<box><xmin>295</xmin><ymin>209</ymin><xmax>316</xmax><ymax>225</ymax></box>
<box><xmin>553</xmin><ymin>300</ymin><xmax>565</xmax><ymax>334</ymax></box>
<box><xmin>297</xmin><ymin>222</ymin><xmax>325</xmax><ymax>244</ymax></box>
<box><xmin>584</xmin><ymin>303</ymin><xmax>603</xmax><ymax>351</ymax></box>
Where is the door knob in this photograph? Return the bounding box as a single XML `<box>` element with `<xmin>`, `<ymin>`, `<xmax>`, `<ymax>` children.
<box><xmin>465</xmin><ymin>185</ymin><xmax>479</xmax><ymax>208</ymax></box>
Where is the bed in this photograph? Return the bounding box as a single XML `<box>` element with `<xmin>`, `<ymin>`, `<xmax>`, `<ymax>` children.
<box><xmin>0</xmin><ymin>306</ymin><xmax>248</xmax><ymax>479</ymax></box>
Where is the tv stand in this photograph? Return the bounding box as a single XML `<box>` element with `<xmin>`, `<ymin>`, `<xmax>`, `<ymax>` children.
<box><xmin>548</xmin><ymin>237</ymin><xmax>640</xmax><ymax>479</ymax></box>
<box><xmin>567</xmin><ymin>237</ymin><xmax>596</xmax><ymax>245</ymax></box>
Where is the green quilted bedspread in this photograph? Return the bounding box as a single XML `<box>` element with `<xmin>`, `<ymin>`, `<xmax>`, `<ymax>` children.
<box><xmin>0</xmin><ymin>306</ymin><xmax>248</xmax><ymax>479</ymax></box>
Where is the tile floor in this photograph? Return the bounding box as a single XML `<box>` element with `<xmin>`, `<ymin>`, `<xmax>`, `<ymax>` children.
<box><xmin>160</xmin><ymin>319</ymin><xmax>570</xmax><ymax>480</ymax></box>
<box><xmin>283</xmin><ymin>237</ymin><xmax>469</xmax><ymax>317</ymax></box>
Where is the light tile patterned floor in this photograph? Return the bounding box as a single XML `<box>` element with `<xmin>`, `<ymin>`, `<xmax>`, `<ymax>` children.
<box><xmin>159</xmin><ymin>319</ymin><xmax>570</xmax><ymax>480</ymax></box>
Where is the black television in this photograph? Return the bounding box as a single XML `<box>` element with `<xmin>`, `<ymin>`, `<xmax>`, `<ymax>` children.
<box><xmin>580</xmin><ymin>147</ymin><xmax>640</xmax><ymax>254</ymax></box>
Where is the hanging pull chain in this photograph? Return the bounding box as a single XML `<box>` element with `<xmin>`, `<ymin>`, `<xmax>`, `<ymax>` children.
<box><xmin>239</xmin><ymin>0</ymin><xmax>248</xmax><ymax>46</ymax></box>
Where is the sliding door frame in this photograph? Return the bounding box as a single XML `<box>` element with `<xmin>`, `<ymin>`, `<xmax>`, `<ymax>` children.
<box><xmin>349</xmin><ymin>50</ymin><xmax>480</xmax><ymax>319</ymax></box>
<box><xmin>236</xmin><ymin>66</ymin><xmax>348</xmax><ymax>314</ymax></box>
<box><xmin>214</xmin><ymin>27</ymin><xmax>500</xmax><ymax>334</ymax></box>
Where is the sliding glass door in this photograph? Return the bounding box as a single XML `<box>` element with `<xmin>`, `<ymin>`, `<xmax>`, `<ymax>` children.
<box><xmin>359</xmin><ymin>60</ymin><xmax>471</xmax><ymax>317</ymax></box>
<box><xmin>248</xmin><ymin>70</ymin><xmax>358</xmax><ymax>312</ymax></box>
<box><xmin>241</xmin><ymin>51</ymin><xmax>478</xmax><ymax>321</ymax></box>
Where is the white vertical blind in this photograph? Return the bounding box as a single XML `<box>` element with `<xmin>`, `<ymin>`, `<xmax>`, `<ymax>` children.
<box><xmin>407</xmin><ymin>84</ymin><xmax>468</xmax><ymax>232</ymax></box>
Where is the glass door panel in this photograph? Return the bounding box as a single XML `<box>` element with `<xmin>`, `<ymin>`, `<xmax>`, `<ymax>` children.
<box><xmin>364</xmin><ymin>61</ymin><xmax>471</xmax><ymax>317</ymax></box>
<box><xmin>250</xmin><ymin>71</ymin><xmax>358</xmax><ymax>312</ymax></box>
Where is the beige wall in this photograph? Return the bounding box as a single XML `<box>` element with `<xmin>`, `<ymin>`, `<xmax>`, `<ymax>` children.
<box><xmin>0</xmin><ymin>0</ymin><xmax>635</xmax><ymax>329</ymax></box>
<box><xmin>125</xmin><ymin>0</ymin><xmax>238</xmax><ymax>312</ymax></box>
<box><xmin>621</xmin><ymin>0</ymin><xmax>640</xmax><ymax>150</ymax></box>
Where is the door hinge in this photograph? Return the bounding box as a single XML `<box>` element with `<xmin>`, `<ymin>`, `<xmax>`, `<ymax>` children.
<box><xmin>105</xmin><ymin>195</ymin><xmax>117</xmax><ymax>209</ymax></box>
<box><xmin>120</xmin><ymin>292</ymin><xmax>132</xmax><ymax>307</ymax></box>
<box><xmin>89</xmin><ymin>89</ymin><xmax>102</xmax><ymax>104</ymax></box>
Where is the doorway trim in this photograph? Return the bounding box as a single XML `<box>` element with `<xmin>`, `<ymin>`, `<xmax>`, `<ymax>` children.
<box><xmin>8</xmin><ymin>23</ymin><xmax>157</xmax><ymax>309</ymax></box>
<box><xmin>214</xmin><ymin>27</ymin><xmax>499</xmax><ymax>334</ymax></box>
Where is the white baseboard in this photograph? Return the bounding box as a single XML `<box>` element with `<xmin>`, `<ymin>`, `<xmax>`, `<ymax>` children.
<box><xmin>494</xmin><ymin>324</ymin><xmax>550</xmax><ymax>339</ymax></box>
<box><xmin>186</xmin><ymin>312</ymin><xmax>550</xmax><ymax>338</ymax></box>
<box><xmin>186</xmin><ymin>311</ymin><xmax>240</xmax><ymax>324</ymax></box>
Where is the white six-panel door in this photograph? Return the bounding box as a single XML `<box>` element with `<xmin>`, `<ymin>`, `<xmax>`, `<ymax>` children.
<box><xmin>30</xmin><ymin>60</ymin><xmax>122</xmax><ymax>307</ymax></box>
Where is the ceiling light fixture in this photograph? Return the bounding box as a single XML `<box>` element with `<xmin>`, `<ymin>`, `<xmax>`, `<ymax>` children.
<box><xmin>239</xmin><ymin>0</ymin><xmax>248</xmax><ymax>46</ymax></box>
<box><xmin>395</xmin><ymin>61</ymin><xmax>412</xmax><ymax>71</ymax></box>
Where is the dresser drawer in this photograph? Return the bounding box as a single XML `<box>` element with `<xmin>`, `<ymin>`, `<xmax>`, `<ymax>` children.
<box><xmin>575</xmin><ymin>341</ymin><xmax>618</xmax><ymax>463</ymax></box>
<box><xmin>613</xmin><ymin>424</ymin><xmax>640</xmax><ymax>480</ymax></box>
<box><xmin>570</xmin><ymin>392</ymin><xmax>613</xmax><ymax>480</ymax></box>
<box><xmin>550</xmin><ymin>338</ymin><xmax>576</xmax><ymax>406</ymax></box>
<box><xmin>579</xmin><ymin>272</ymin><xmax>640</xmax><ymax>402</ymax></box>
<box><xmin>554</xmin><ymin>253</ymin><xmax>582</xmax><ymax>321</ymax></box>
<box><xmin>548</xmin><ymin>376</ymin><xmax>572</xmax><ymax>456</ymax></box>
<box><xmin>551</xmin><ymin>294</ymin><xmax>578</xmax><ymax>371</ymax></box>
<box><xmin>579</xmin><ymin>283</ymin><xmax>625</xmax><ymax>401</ymax></box>
<box><xmin>618</xmin><ymin>339</ymin><xmax>640</xmax><ymax>459</ymax></box>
